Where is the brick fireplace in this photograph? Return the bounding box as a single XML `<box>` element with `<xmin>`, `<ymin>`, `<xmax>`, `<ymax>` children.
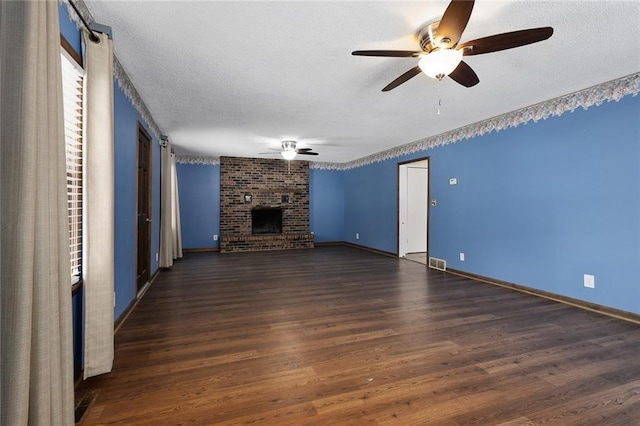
<box><xmin>219</xmin><ymin>156</ymin><xmax>314</xmax><ymax>253</ymax></box>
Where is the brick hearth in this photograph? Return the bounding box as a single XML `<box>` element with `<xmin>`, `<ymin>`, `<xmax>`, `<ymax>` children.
<box><xmin>219</xmin><ymin>156</ymin><xmax>314</xmax><ymax>253</ymax></box>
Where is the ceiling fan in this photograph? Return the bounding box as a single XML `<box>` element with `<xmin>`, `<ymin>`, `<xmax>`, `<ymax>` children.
<box><xmin>352</xmin><ymin>0</ymin><xmax>553</xmax><ymax>91</ymax></box>
<box><xmin>261</xmin><ymin>140</ymin><xmax>319</xmax><ymax>161</ymax></box>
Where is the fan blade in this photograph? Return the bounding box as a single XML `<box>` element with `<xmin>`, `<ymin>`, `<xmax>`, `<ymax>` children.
<box><xmin>448</xmin><ymin>61</ymin><xmax>479</xmax><ymax>87</ymax></box>
<box><xmin>297</xmin><ymin>151</ymin><xmax>319</xmax><ymax>156</ymax></box>
<box><xmin>352</xmin><ymin>50</ymin><xmax>421</xmax><ymax>58</ymax></box>
<box><xmin>382</xmin><ymin>66</ymin><xmax>422</xmax><ymax>92</ymax></box>
<box><xmin>436</xmin><ymin>0</ymin><xmax>475</xmax><ymax>48</ymax></box>
<box><xmin>296</xmin><ymin>148</ymin><xmax>313</xmax><ymax>152</ymax></box>
<box><xmin>458</xmin><ymin>27</ymin><xmax>553</xmax><ymax>56</ymax></box>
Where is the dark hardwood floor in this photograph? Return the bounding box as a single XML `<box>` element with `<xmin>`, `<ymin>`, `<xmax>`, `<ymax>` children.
<box><xmin>77</xmin><ymin>246</ymin><xmax>640</xmax><ymax>425</ymax></box>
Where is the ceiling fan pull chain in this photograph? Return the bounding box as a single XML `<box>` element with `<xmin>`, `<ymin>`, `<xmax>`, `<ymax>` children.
<box><xmin>435</xmin><ymin>83</ymin><xmax>442</xmax><ymax>116</ymax></box>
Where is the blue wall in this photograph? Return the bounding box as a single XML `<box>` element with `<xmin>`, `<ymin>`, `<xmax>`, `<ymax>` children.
<box><xmin>177</xmin><ymin>163</ymin><xmax>220</xmax><ymax>249</ymax></box>
<box><xmin>310</xmin><ymin>168</ymin><xmax>345</xmax><ymax>242</ymax></box>
<box><xmin>344</xmin><ymin>159</ymin><xmax>409</xmax><ymax>253</ymax></box>
<box><xmin>113</xmin><ymin>86</ymin><xmax>161</xmax><ymax>319</ymax></box>
<box><xmin>431</xmin><ymin>95</ymin><xmax>639</xmax><ymax>313</ymax></box>
<box><xmin>343</xmin><ymin>95</ymin><xmax>640</xmax><ymax>314</ymax></box>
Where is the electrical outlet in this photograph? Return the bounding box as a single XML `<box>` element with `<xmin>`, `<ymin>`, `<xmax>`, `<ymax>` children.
<box><xmin>155</xmin><ymin>253</ymin><xmax>159</xmax><ymax>262</ymax></box>
<box><xmin>356</xmin><ymin>233</ymin><xmax>359</xmax><ymax>240</ymax></box>
<box><xmin>584</xmin><ymin>274</ymin><xmax>595</xmax><ymax>288</ymax></box>
<box><xmin>460</xmin><ymin>252</ymin><xmax>465</xmax><ymax>261</ymax></box>
<box><xmin>213</xmin><ymin>234</ymin><xmax>218</xmax><ymax>241</ymax></box>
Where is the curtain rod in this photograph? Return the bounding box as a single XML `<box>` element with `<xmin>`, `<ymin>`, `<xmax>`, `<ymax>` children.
<box><xmin>68</xmin><ymin>0</ymin><xmax>100</xmax><ymax>43</ymax></box>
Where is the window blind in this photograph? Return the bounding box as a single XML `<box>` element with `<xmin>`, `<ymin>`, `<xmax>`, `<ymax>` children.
<box><xmin>61</xmin><ymin>51</ymin><xmax>84</xmax><ymax>284</ymax></box>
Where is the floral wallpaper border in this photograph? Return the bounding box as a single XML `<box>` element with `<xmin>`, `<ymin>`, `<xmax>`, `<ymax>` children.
<box><xmin>175</xmin><ymin>155</ymin><xmax>220</xmax><ymax>166</ymax></box>
<box><xmin>61</xmin><ymin>0</ymin><xmax>162</xmax><ymax>138</ymax></box>
<box><xmin>313</xmin><ymin>72</ymin><xmax>639</xmax><ymax>171</ymax></box>
<box><xmin>179</xmin><ymin>73</ymin><xmax>638</xmax><ymax>170</ymax></box>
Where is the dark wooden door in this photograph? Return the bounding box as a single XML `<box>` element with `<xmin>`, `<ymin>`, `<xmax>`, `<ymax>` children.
<box><xmin>136</xmin><ymin>124</ymin><xmax>152</xmax><ymax>292</ymax></box>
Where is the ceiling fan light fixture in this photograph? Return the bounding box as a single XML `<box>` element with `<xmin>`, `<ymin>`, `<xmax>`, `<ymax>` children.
<box><xmin>281</xmin><ymin>150</ymin><xmax>296</xmax><ymax>161</ymax></box>
<box><xmin>418</xmin><ymin>48</ymin><xmax>463</xmax><ymax>80</ymax></box>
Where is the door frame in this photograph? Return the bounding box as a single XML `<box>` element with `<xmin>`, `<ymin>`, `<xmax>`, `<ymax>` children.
<box><xmin>397</xmin><ymin>156</ymin><xmax>430</xmax><ymax>258</ymax></box>
<box><xmin>136</xmin><ymin>122</ymin><xmax>152</xmax><ymax>294</ymax></box>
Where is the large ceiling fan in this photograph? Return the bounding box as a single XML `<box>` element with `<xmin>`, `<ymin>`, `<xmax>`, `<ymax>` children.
<box><xmin>261</xmin><ymin>140</ymin><xmax>319</xmax><ymax>161</ymax></box>
<box><xmin>352</xmin><ymin>0</ymin><xmax>553</xmax><ymax>91</ymax></box>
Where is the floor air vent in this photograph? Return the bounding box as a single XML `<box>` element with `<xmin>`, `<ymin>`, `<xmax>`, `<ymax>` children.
<box><xmin>428</xmin><ymin>257</ymin><xmax>447</xmax><ymax>271</ymax></box>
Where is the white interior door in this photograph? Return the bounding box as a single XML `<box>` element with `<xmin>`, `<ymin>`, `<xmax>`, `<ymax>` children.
<box><xmin>406</xmin><ymin>167</ymin><xmax>428</xmax><ymax>253</ymax></box>
<box><xmin>398</xmin><ymin>160</ymin><xmax>428</xmax><ymax>257</ymax></box>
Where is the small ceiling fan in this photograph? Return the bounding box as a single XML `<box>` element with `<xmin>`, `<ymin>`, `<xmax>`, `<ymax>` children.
<box><xmin>352</xmin><ymin>0</ymin><xmax>553</xmax><ymax>91</ymax></box>
<box><xmin>261</xmin><ymin>140</ymin><xmax>319</xmax><ymax>161</ymax></box>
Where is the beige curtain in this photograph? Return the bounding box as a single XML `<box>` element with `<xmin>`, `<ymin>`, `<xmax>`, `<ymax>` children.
<box><xmin>0</xmin><ymin>1</ymin><xmax>75</xmax><ymax>424</ymax></box>
<box><xmin>171</xmin><ymin>152</ymin><xmax>183</xmax><ymax>259</ymax></box>
<box><xmin>159</xmin><ymin>144</ymin><xmax>183</xmax><ymax>267</ymax></box>
<box><xmin>82</xmin><ymin>29</ymin><xmax>116</xmax><ymax>379</ymax></box>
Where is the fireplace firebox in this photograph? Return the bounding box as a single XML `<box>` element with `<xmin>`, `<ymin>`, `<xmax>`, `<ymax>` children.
<box><xmin>252</xmin><ymin>207</ymin><xmax>282</xmax><ymax>235</ymax></box>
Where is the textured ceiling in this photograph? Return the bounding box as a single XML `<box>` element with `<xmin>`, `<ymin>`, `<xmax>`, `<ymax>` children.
<box><xmin>84</xmin><ymin>0</ymin><xmax>640</xmax><ymax>163</ymax></box>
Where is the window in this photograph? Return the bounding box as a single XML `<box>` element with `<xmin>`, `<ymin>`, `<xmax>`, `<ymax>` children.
<box><xmin>61</xmin><ymin>49</ymin><xmax>84</xmax><ymax>285</ymax></box>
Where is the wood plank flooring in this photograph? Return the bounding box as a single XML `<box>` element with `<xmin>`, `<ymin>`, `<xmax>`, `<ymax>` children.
<box><xmin>404</xmin><ymin>252</ymin><xmax>427</xmax><ymax>265</ymax></box>
<box><xmin>77</xmin><ymin>246</ymin><xmax>640</xmax><ymax>425</ymax></box>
